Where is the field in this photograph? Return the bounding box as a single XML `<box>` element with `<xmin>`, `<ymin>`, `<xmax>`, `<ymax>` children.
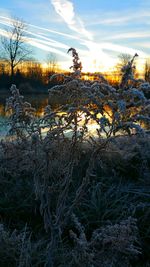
<box><xmin>0</xmin><ymin>50</ymin><xmax>150</xmax><ymax>267</ymax></box>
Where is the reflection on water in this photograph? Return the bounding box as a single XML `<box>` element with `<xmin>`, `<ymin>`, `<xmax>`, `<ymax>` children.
<box><xmin>0</xmin><ymin>94</ymin><xmax>114</xmax><ymax>139</ymax></box>
<box><xmin>24</xmin><ymin>95</ymin><xmax>49</xmax><ymax>117</ymax></box>
<box><xmin>0</xmin><ymin>94</ymin><xmax>49</xmax><ymax>117</ymax></box>
<box><xmin>0</xmin><ymin>94</ymin><xmax>49</xmax><ymax>139</ymax></box>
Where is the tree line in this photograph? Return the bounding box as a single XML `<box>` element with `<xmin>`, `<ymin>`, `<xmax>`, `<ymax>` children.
<box><xmin>0</xmin><ymin>59</ymin><xmax>61</xmax><ymax>93</ymax></box>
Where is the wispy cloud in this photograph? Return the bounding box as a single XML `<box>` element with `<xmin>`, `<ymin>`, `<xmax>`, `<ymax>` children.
<box><xmin>102</xmin><ymin>31</ymin><xmax>150</xmax><ymax>41</ymax></box>
<box><xmin>51</xmin><ymin>0</ymin><xmax>92</xmax><ymax>40</ymax></box>
<box><xmin>27</xmin><ymin>39</ymin><xmax>70</xmax><ymax>57</ymax></box>
<box><xmin>85</xmin><ymin>10</ymin><xmax>150</xmax><ymax>27</ymax></box>
<box><xmin>50</xmin><ymin>1</ymin><xmax>148</xmax><ymax>62</ymax></box>
<box><xmin>136</xmin><ymin>42</ymin><xmax>150</xmax><ymax>49</ymax></box>
<box><xmin>80</xmin><ymin>40</ymin><xmax>148</xmax><ymax>72</ymax></box>
<box><xmin>0</xmin><ymin>14</ymin><xmax>148</xmax><ymax>72</ymax></box>
<box><xmin>99</xmin><ymin>42</ymin><xmax>146</xmax><ymax>57</ymax></box>
<box><xmin>0</xmin><ymin>28</ymin><xmax>70</xmax><ymax>58</ymax></box>
<box><xmin>0</xmin><ymin>17</ymin><xmax>70</xmax><ymax>59</ymax></box>
<box><xmin>0</xmin><ymin>15</ymin><xmax>83</xmax><ymax>41</ymax></box>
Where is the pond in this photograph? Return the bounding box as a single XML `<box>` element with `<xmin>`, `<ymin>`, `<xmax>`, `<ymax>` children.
<box><xmin>0</xmin><ymin>92</ymin><xmax>101</xmax><ymax>139</ymax></box>
<box><xmin>0</xmin><ymin>92</ymin><xmax>134</xmax><ymax>140</ymax></box>
<box><xmin>0</xmin><ymin>93</ymin><xmax>49</xmax><ymax>139</ymax></box>
<box><xmin>0</xmin><ymin>93</ymin><xmax>49</xmax><ymax>117</ymax></box>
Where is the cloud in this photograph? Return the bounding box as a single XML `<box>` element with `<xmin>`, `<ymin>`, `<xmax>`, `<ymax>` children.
<box><xmin>86</xmin><ymin>10</ymin><xmax>150</xmax><ymax>27</ymax></box>
<box><xmin>0</xmin><ymin>28</ymin><xmax>9</xmax><ymax>38</ymax></box>
<box><xmin>0</xmin><ymin>17</ymin><xmax>70</xmax><ymax>59</ymax></box>
<box><xmin>25</xmin><ymin>30</ymin><xmax>69</xmax><ymax>49</ymax></box>
<box><xmin>99</xmin><ymin>42</ymin><xmax>147</xmax><ymax>57</ymax></box>
<box><xmin>0</xmin><ymin>15</ymin><xmax>83</xmax><ymax>41</ymax></box>
<box><xmin>0</xmin><ymin>15</ymin><xmax>148</xmax><ymax>72</ymax></box>
<box><xmin>51</xmin><ymin>0</ymin><xmax>92</xmax><ymax>40</ymax></box>
<box><xmin>0</xmin><ymin>8</ymin><xmax>11</xmax><ymax>19</ymax></box>
<box><xmin>102</xmin><ymin>32</ymin><xmax>150</xmax><ymax>41</ymax></box>
<box><xmin>0</xmin><ymin>28</ymin><xmax>70</xmax><ymax>58</ymax></box>
<box><xmin>50</xmin><ymin>0</ymin><xmax>148</xmax><ymax>70</ymax></box>
<box><xmin>88</xmin><ymin>16</ymin><xmax>132</xmax><ymax>26</ymax></box>
<box><xmin>136</xmin><ymin>42</ymin><xmax>150</xmax><ymax>49</ymax></box>
<box><xmin>27</xmin><ymin>39</ymin><xmax>70</xmax><ymax>57</ymax></box>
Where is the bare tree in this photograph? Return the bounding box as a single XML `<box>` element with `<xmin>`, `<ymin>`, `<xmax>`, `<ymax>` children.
<box><xmin>0</xmin><ymin>17</ymin><xmax>31</xmax><ymax>80</ymax></box>
<box><xmin>118</xmin><ymin>53</ymin><xmax>132</xmax><ymax>67</ymax></box>
<box><xmin>46</xmin><ymin>53</ymin><xmax>58</xmax><ymax>74</ymax></box>
<box><xmin>144</xmin><ymin>60</ymin><xmax>150</xmax><ymax>82</ymax></box>
<box><xmin>115</xmin><ymin>53</ymin><xmax>136</xmax><ymax>81</ymax></box>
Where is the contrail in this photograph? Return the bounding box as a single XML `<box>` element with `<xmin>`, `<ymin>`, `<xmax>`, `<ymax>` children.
<box><xmin>0</xmin><ymin>27</ymin><xmax>70</xmax><ymax>58</ymax></box>
<box><xmin>51</xmin><ymin>0</ymin><xmax>93</xmax><ymax>40</ymax></box>
<box><xmin>0</xmin><ymin>15</ymin><xmax>148</xmax><ymax>71</ymax></box>
<box><xmin>0</xmin><ymin>18</ymin><xmax>70</xmax><ymax>58</ymax></box>
<box><xmin>84</xmin><ymin>41</ymin><xmax>147</xmax><ymax>58</ymax></box>
<box><xmin>0</xmin><ymin>15</ymin><xmax>83</xmax><ymax>41</ymax></box>
<box><xmin>25</xmin><ymin>30</ymin><xmax>69</xmax><ymax>50</ymax></box>
<box><xmin>50</xmin><ymin>0</ymin><xmax>148</xmax><ymax>69</ymax></box>
<box><xmin>28</xmin><ymin>39</ymin><xmax>70</xmax><ymax>57</ymax></box>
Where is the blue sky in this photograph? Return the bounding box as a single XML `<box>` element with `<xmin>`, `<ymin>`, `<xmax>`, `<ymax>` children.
<box><xmin>0</xmin><ymin>0</ymin><xmax>150</xmax><ymax>72</ymax></box>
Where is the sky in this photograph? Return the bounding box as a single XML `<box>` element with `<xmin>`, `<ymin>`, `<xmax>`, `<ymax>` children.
<box><xmin>0</xmin><ymin>0</ymin><xmax>150</xmax><ymax>72</ymax></box>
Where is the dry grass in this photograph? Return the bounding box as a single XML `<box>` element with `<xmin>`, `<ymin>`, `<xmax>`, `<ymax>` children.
<box><xmin>0</xmin><ymin>50</ymin><xmax>149</xmax><ymax>266</ymax></box>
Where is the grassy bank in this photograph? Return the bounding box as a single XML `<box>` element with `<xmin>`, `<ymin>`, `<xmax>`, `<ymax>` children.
<box><xmin>0</xmin><ymin>134</ymin><xmax>150</xmax><ymax>267</ymax></box>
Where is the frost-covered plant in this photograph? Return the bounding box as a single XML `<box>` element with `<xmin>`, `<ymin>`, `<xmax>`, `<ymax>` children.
<box><xmin>119</xmin><ymin>53</ymin><xmax>139</xmax><ymax>89</ymax></box>
<box><xmin>3</xmin><ymin>48</ymin><xmax>149</xmax><ymax>148</ymax></box>
<box><xmin>1</xmin><ymin>48</ymin><xmax>150</xmax><ymax>267</ymax></box>
<box><xmin>68</xmin><ymin>47</ymin><xmax>82</xmax><ymax>76</ymax></box>
<box><xmin>69</xmin><ymin>215</ymin><xmax>141</xmax><ymax>267</ymax></box>
<box><xmin>5</xmin><ymin>84</ymin><xmax>36</xmax><ymax>139</ymax></box>
<box><xmin>48</xmin><ymin>49</ymin><xmax>150</xmax><ymax>138</ymax></box>
<box><xmin>0</xmin><ymin>224</ymin><xmax>47</xmax><ymax>267</ymax></box>
<box><xmin>0</xmin><ymin>224</ymin><xmax>31</xmax><ymax>267</ymax></box>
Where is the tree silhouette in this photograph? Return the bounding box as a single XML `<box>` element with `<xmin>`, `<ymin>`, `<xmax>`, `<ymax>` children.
<box><xmin>0</xmin><ymin>17</ymin><xmax>31</xmax><ymax>81</ymax></box>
